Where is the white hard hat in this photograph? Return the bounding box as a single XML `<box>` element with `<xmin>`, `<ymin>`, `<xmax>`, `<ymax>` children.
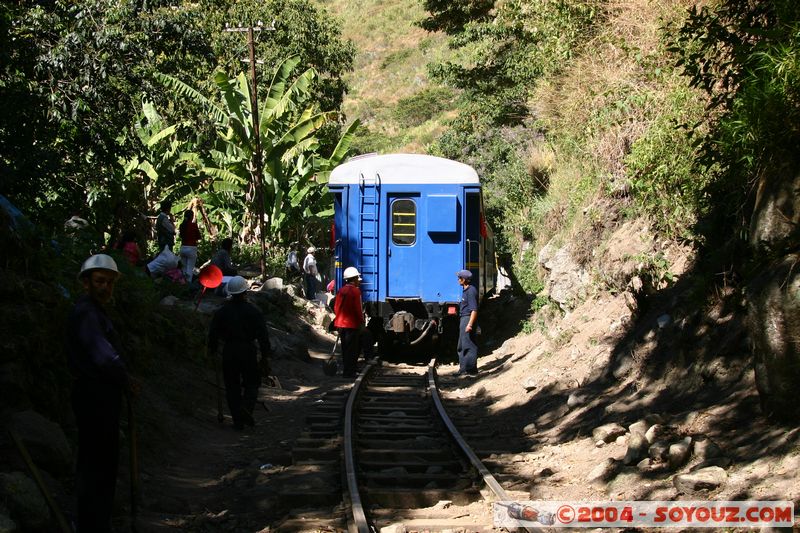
<box><xmin>226</xmin><ymin>276</ymin><xmax>249</xmax><ymax>295</ymax></box>
<box><xmin>79</xmin><ymin>254</ymin><xmax>119</xmax><ymax>279</ymax></box>
<box><xmin>343</xmin><ymin>266</ymin><xmax>361</xmax><ymax>280</ymax></box>
<box><xmin>307</xmin><ymin>246</ymin><xmax>316</xmax><ymax>253</ymax></box>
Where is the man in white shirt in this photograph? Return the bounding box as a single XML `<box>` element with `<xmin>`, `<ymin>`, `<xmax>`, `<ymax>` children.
<box><xmin>302</xmin><ymin>246</ymin><xmax>318</xmax><ymax>300</ymax></box>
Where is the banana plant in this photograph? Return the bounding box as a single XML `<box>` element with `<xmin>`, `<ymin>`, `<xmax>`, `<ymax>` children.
<box><xmin>154</xmin><ymin>56</ymin><xmax>351</xmax><ymax>244</ymax></box>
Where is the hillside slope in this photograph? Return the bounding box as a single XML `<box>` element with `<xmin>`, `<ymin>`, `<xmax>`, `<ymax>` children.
<box><xmin>317</xmin><ymin>0</ymin><xmax>457</xmax><ymax>152</ymax></box>
<box><xmin>318</xmin><ymin>0</ymin><xmax>800</xmax><ymax>515</ymax></box>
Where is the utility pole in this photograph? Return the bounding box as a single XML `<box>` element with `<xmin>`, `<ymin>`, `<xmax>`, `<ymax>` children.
<box><xmin>223</xmin><ymin>21</ymin><xmax>274</xmax><ymax>280</ymax></box>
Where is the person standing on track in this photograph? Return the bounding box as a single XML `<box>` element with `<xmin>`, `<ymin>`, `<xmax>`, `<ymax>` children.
<box><xmin>455</xmin><ymin>269</ymin><xmax>479</xmax><ymax>377</ymax></box>
<box><xmin>333</xmin><ymin>267</ymin><xmax>364</xmax><ymax>378</ymax></box>
<box><xmin>207</xmin><ymin>276</ymin><xmax>271</xmax><ymax>430</ymax></box>
<box><xmin>66</xmin><ymin>254</ymin><xmax>134</xmax><ymax>532</ymax></box>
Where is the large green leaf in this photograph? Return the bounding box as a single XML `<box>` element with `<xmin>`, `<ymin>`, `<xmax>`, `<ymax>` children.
<box><xmin>156</xmin><ymin>72</ymin><xmax>227</xmax><ymax>124</ymax></box>
<box><xmin>201</xmin><ymin>166</ymin><xmax>247</xmax><ymax>185</ymax></box>
<box><xmin>263</xmin><ymin>56</ymin><xmax>302</xmax><ymax>118</ymax></box>
<box><xmin>145</xmin><ymin>124</ymin><xmax>178</xmax><ymax>147</ymax></box>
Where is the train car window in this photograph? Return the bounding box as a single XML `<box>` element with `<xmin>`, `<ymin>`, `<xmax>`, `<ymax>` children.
<box><xmin>391</xmin><ymin>199</ymin><xmax>416</xmax><ymax>245</ymax></box>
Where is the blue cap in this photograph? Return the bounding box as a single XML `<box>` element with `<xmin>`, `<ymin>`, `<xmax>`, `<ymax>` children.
<box><xmin>456</xmin><ymin>269</ymin><xmax>472</xmax><ymax>280</ymax></box>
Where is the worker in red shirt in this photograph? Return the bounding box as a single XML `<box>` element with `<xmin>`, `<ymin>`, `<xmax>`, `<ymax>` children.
<box><xmin>333</xmin><ymin>267</ymin><xmax>364</xmax><ymax>378</ymax></box>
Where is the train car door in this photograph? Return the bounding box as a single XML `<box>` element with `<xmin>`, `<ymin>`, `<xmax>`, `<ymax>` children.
<box><xmin>464</xmin><ymin>190</ymin><xmax>481</xmax><ymax>293</ymax></box>
<box><xmin>332</xmin><ymin>190</ymin><xmax>346</xmax><ymax>291</ymax></box>
<box><xmin>387</xmin><ymin>194</ymin><xmax>420</xmax><ymax>297</ymax></box>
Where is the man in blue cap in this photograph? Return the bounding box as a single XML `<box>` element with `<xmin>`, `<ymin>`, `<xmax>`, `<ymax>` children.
<box><xmin>456</xmin><ymin>269</ymin><xmax>479</xmax><ymax>376</ymax></box>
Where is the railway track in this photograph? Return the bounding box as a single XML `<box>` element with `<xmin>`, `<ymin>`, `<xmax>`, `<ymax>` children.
<box><xmin>273</xmin><ymin>358</ymin><xmax>536</xmax><ymax>532</ymax></box>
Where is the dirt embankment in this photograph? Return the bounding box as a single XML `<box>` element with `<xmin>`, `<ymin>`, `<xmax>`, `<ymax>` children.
<box><xmin>6</xmin><ymin>243</ymin><xmax>796</xmax><ymax>532</ymax></box>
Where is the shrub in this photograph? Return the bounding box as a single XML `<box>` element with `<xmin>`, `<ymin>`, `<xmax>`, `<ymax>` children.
<box><xmin>392</xmin><ymin>87</ymin><xmax>455</xmax><ymax>127</ymax></box>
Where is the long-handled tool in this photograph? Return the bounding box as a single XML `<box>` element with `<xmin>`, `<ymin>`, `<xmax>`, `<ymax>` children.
<box><xmin>9</xmin><ymin>429</ymin><xmax>72</xmax><ymax>533</ymax></box>
<box><xmin>322</xmin><ymin>332</ymin><xmax>340</xmax><ymax>376</ymax></box>
<box><xmin>213</xmin><ymin>349</ymin><xmax>224</xmax><ymax>423</ymax></box>
<box><xmin>125</xmin><ymin>392</ymin><xmax>139</xmax><ymax>533</ymax></box>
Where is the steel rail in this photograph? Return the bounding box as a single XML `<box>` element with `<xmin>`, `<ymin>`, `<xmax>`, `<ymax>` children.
<box><xmin>427</xmin><ymin>359</ymin><xmax>543</xmax><ymax>533</ymax></box>
<box><xmin>343</xmin><ymin>358</ymin><xmax>377</xmax><ymax>533</ymax></box>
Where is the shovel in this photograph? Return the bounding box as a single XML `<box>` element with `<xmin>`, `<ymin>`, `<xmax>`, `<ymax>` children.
<box><xmin>125</xmin><ymin>392</ymin><xmax>140</xmax><ymax>533</ymax></box>
<box><xmin>322</xmin><ymin>332</ymin><xmax>340</xmax><ymax>376</ymax></box>
<box><xmin>195</xmin><ymin>264</ymin><xmax>223</xmax><ymax>311</ymax></box>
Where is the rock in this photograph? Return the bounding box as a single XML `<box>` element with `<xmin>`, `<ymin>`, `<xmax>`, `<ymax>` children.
<box><xmin>7</xmin><ymin>410</ymin><xmax>72</xmax><ymax>475</ymax></box>
<box><xmin>624</xmin><ymin>432</ymin><xmax>649</xmax><ymax>465</ymax></box>
<box><xmin>692</xmin><ymin>436</ymin><xmax>722</xmax><ymax>462</ymax></box>
<box><xmin>522</xmin><ymin>377</ymin><xmax>537</xmax><ymax>392</ymax></box>
<box><xmin>538</xmin><ymin>242</ymin><xmax>590</xmax><ymax>309</ymax></box>
<box><xmin>0</xmin><ymin>472</ymin><xmax>49</xmax><ymax>530</ymax></box>
<box><xmin>656</xmin><ymin>314</ymin><xmax>671</xmax><ymax>329</ymax></box>
<box><xmin>612</xmin><ymin>355</ymin><xmax>634</xmax><ymax>379</ymax></box>
<box><xmin>268</xmin><ymin>328</ymin><xmax>310</xmax><ymax>362</ymax></box>
<box><xmin>628</xmin><ymin>420</ymin><xmax>649</xmax><ymax>436</ymax></box>
<box><xmin>690</xmin><ymin>457</ymin><xmax>732</xmax><ymax>471</ymax></box>
<box><xmin>668</xmin><ymin>437</ymin><xmax>693</xmax><ymax>470</ymax></box>
<box><xmin>645</xmin><ymin>423</ymin><xmax>664</xmax><ymax>444</ymax></box>
<box><xmin>644</xmin><ymin>413</ymin><xmax>664</xmax><ymax>425</ymax></box>
<box><xmin>432</xmin><ymin>500</ymin><xmax>452</xmax><ymax>510</ymax></box>
<box><xmin>615</xmin><ymin>435</ymin><xmax>627</xmax><ymax>446</ymax></box>
<box><xmin>673</xmin><ymin>466</ymin><xmax>727</xmax><ymax>493</ymax></box>
<box><xmin>523</xmin><ymin>423</ymin><xmax>537</xmax><ymax>436</ymax></box>
<box><xmin>534</xmin><ymin>467</ymin><xmax>555</xmax><ymax>478</ymax></box>
<box><xmin>592</xmin><ymin>423</ymin><xmax>626</xmax><ymax>443</ymax></box>
<box><xmin>746</xmin><ymin>165</ymin><xmax>800</xmax><ymax>422</ymax></box>
<box><xmin>588</xmin><ymin>458</ymin><xmax>621</xmax><ymax>485</ymax></box>
<box><xmin>284</xmin><ymin>284</ymin><xmax>299</xmax><ymax>297</ymax></box>
<box><xmin>536</xmin><ymin>404</ymin><xmax>568</xmax><ymax>426</ymax></box>
<box><xmin>649</xmin><ymin>441</ymin><xmax>669</xmax><ymax>462</ymax></box>
<box><xmin>595</xmin><ymin>440</ymin><xmax>606</xmax><ymax>448</ymax></box>
<box><xmin>159</xmin><ymin>295</ymin><xmax>179</xmax><ymax>306</ymax></box>
<box><xmin>604</xmin><ymin>401</ymin><xmax>626</xmax><ymax>414</ymax></box>
<box><xmin>0</xmin><ymin>512</ymin><xmax>17</xmax><ymax>533</ymax></box>
<box><xmin>473</xmin><ymin>386</ymin><xmax>487</xmax><ymax>398</ymax></box>
<box><xmin>260</xmin><ymin>277</ymin><xmax>284</xmax><ymax>290</ymax></box>
<box><xmin>567</xmin><ymin>392</ymin><xmax>587</xmax><ymax>408</ymax></box>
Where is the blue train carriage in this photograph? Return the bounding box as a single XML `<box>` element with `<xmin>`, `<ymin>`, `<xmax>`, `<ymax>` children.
<box><xmin>328</xmin><ymin>153</ymin><xmax>497</xmax><ymax>350</ymax></box>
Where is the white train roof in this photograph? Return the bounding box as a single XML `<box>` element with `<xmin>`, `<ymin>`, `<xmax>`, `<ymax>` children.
<box><xmin>328</xmin><ymin>153</ymin><xmax>479</xmax><ymax>185</ymax></box>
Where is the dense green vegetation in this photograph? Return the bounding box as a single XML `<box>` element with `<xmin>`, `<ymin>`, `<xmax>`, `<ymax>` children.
<box><xmin>1</xmin><ymin>0</ymin><xmax>355</xmax><ymax>250</ymax></box>
<box><xmin>2</xmin><ymin>0</ymin><xmax>799</xmax><ymax>290</ymax></box>
<box><xmin>411</xmin><ymin>0</ymin><xmax>800</xmax><ymax>293</ymax></box>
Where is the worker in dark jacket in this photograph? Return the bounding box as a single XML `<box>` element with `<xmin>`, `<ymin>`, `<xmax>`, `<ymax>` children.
<box><xmin>208</xmin><ymin>276</ymin><xmax>271</xmax><ymax>430</ymax></box>
<box><xmin>456</xmin><ymin>269</ymin><xmax>479</xmax><ymax>377</ymax></box>
<box><xmin>333</xmin><ymin>267</ymin><xmax>364</xmax><ymax>378</ymax></box>
<box><xmin>66</xmin><ymin>254</ymin><xmax>131</xmax><ymax>532</ymax></box>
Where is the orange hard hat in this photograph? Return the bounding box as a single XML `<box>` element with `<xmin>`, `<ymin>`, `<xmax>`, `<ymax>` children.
<box><xmin>198</xmin><ymin>264</ymin><xmax>223</xmax><ymax>289</ymax></box>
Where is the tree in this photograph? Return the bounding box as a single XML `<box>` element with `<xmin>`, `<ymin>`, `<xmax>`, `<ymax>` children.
<box><xmin>155</xmin><ymin>57</ymin><xmax>359</xmax><ymax>243</ymax></box>
<box><xmin>0</xmin><ymin>0</ymin><xmax>215</xmax><ymax>232</ymax></box>
<box><xmin>418</xmin><ymin>0</ymin><xmax>494</xmax><ymax>35</ymax></box>
<box><xmin>671</xmin><ymin>0</ymin><xmax>800</xmax><ymax>421</ymax></box>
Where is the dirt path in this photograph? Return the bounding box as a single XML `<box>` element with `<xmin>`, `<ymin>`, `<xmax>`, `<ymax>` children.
<box><xmin>125</xmin><ymin>288</ymin><xmax>800</xmax><ymax>532</ymax></box>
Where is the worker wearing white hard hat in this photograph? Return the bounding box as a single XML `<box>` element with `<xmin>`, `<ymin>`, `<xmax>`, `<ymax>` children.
<box><xmin>208</xmin><ymin>274</ymin><xmax>272</xmax><ymax>430</ymax></box>
<box><xmin>332</xmin><ymin>266</ymin><xmax>365</xmax><ymax>378</ymax></box>
<box><xmin>67</xmin><ymin>254</ymin><xmax>131</xmax><ymax>531</ymax></box>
